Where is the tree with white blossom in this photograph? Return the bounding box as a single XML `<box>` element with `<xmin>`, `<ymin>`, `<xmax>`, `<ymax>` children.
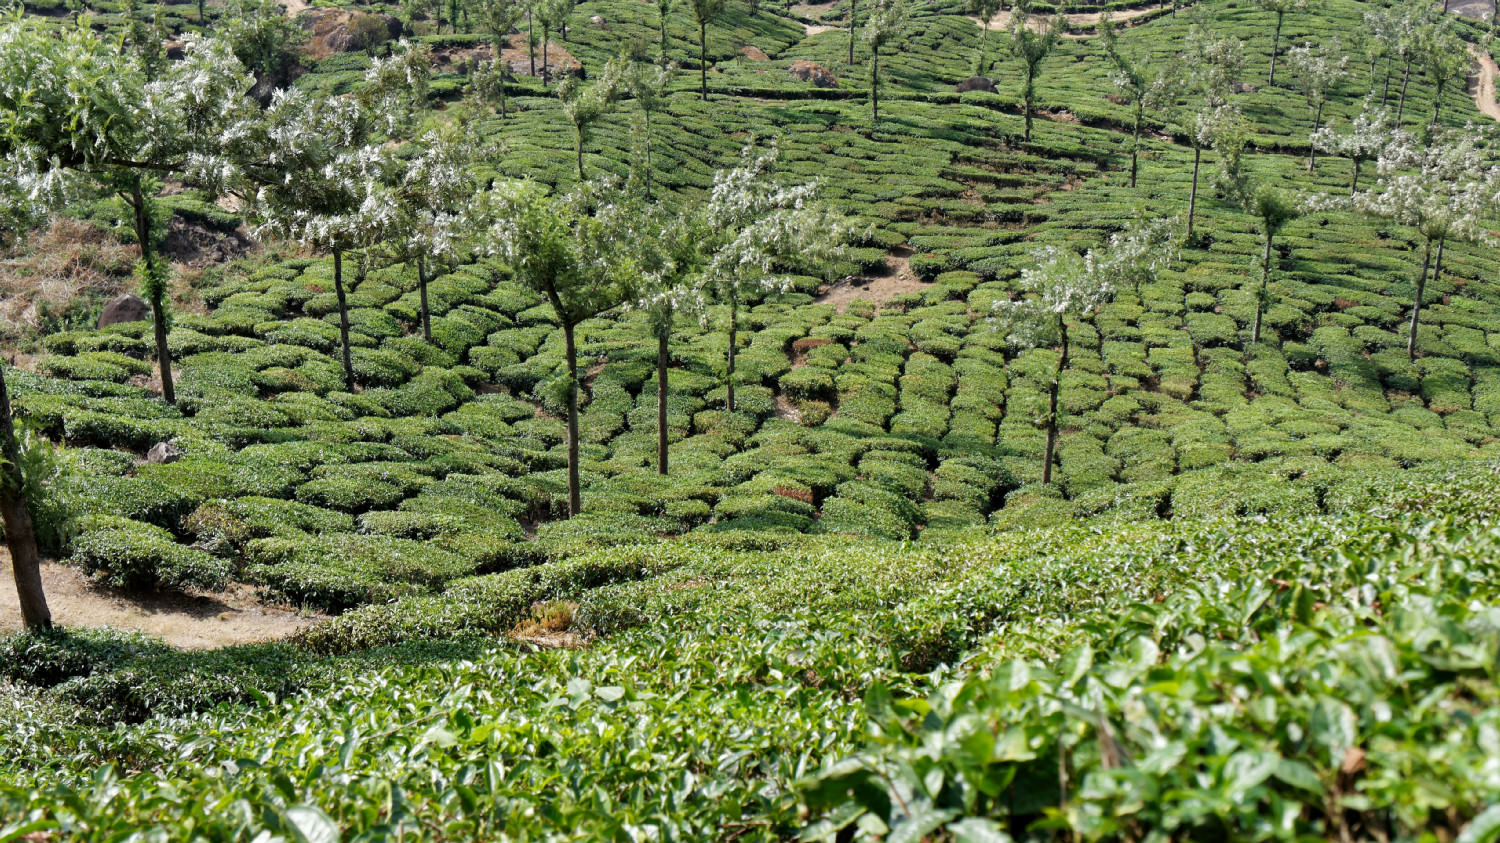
<box><xmin>246</xmin><ymin>43</ymin><xmax>432</xmax><ymax>392</ymax></box>
<box><xmin>694</xmin><ymin>143</ymin><xmax>849</xmax><ymax>413</ymax></box>
<box><xmin>994</xmin><ymin>223</ymin><xmax>1172</xmax><ymax>485</ymax></box>
<box><xmin>1285</xmin><ymin>40</ymin><xmax>1348</xmax><ymax>172</ymax></box>
<box><xmin>558</xmin><ymin>56</ymin><xmax>626</xmax><ymax>181</ymax></box>
<box><xmin>630</xmin><ymin>60</ymin><xmax>677</xmax><ymax>200</ymax></box>
<box><xmin>1309</xmin><ymin>102</ymin><xmax>1403</xmax><ymax>194</ymax></box>
<box><xmin>1350</xmin><ymin>129</ymin><xmax>1500</xmax><ymax>360</ymax></box>
<box><xmin>483</xmin><ymin>179</ymin><xmax>642</xmax><ymax>516</ymax></box>
<box><xmin>1179</xmin><ymin>24</ymin><xmax>1244</xmax><ymax>239</ymax></box>
<box><xmin>1103</xmin><ymin>18</ymin><xmax>1181</xmax><ymax>188</ymax></box>
<box><xmin>1416</xmin><ymin>19</ymin><xmax>1469</xmax><ymax>129</ymax></box>
<box><xmin>1255</xmin><ymin>0</ymin><xmax>1313</xmax><ymax>86</ymax></box>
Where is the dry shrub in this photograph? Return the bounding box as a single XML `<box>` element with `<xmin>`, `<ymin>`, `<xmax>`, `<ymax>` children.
<box><xmin>1</xmin><ymin>219</ymin><xmax>135</xmax><ymax>344</ymax></box>
<box><xmin>772</xmin><ymin>487</ymin><xmax>815</xmax><ymax>504</ymax></box>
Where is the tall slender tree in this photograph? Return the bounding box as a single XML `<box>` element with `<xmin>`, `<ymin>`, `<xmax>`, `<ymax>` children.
<box><xmin>1416</xmin><ymin>20</ymin><xmax>1468</xmax><ymax>128</ymax></box>
<box><xmin>558</xmin><ymin>57</ymin><xmax>626</xmax><ymax>181</ymax></box>
<box><xmin>1256</xmin><ymin>0</ymin><xmax>1312</xmax><ymax>85</ymax></box>
<box><xmin>970</xmin><ymin>0</ymin><xmax>1003</xmax><ymax>74</ymax></box>
<box><xmin>484</xmin><ymin>179</ymin><xmax>641</xmax><ymax>516</ymax></box>
<box><xmin>862</xmin><ymin>0</ymin><xmax>908</xmax><ymax>123</ymax></box>
<box><xmin>1008</xmin><ymin>2</ymin><xmax>1062</xmax><ymax>143</ymax></box>
<box><xmin>688</xmin><ymin>0</ymin><xmax>724</xmax><ymax>100</ymax></box>
<box><xmin>630</xmin><ymin>61</ymin><xmax>678</xmax><ymax>200</ymax></box>
<box><xmin>1248</xmin><ymin>185</ymin><xmax>1298</xmax><ymax>344</ymax></box>
<box><xmin>1310</xmin><ymin>101</ymin><xmax>1399</xmax><ymax>194</ymax></box>
<box><xmin>476</xmin><ymin>0</ymin><xmax>525</xmax><ymax>117</ymax></box>
<box><xmin>1103</xmin><ymin>19</ymin><xmax>1180</xmax><ymax>188</ymax></box>
<box><xmin>656</xmin><ymin>0</ymin><xmax>675</xmax><ymax>58</ymax></box>
<box><xmin>0</xmin><ymin>364</ymin><xmax>50</xmax><ymax>630</ymax></box>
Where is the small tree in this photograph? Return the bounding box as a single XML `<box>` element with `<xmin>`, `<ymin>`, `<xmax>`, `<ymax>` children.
<box><xmin>1179</xmin><ymin>25</ymin><xmax>1244</xmax><ymax>239</ymax></box>
<box><xmin>628</xmin><ymin>207</ymin><xmax>702</xmax><ymax>475</ymax></box>
<box><xmin>558</xmin><ymin>57</ymin><xmax>626</xmax><ymax>181</ymax></box>
<box><xmin>1285</xmin><ymin>40</ymin><xmax>1348</xmax><ymax>171</ymax></box>
<box><xmin>476</xmin><ymin>0</ymin><xmax>525</xmax><ymax>117</ymax></box>
<box><xmin>1104</xmin><ymin>19</ymin><xmax>1181</xmax><ymax>188</ymax></box>
<box><xmin>1109</xmin><ymin>214</ymin><xmax>1181</xmax><ymax>297</ymax></box>
<box><xmin>688</xmin><ymin>0</ymin><xmax>724</xmax><ymax>100</ymax></box>
<box><xmin>1352</xmin><ymin>130</ymin><xmax>1498</xmax><ymax>360</ymax></box>
<box><xmin>1388</xmin><ymin>5</ymin><xmax>1425</xmax><ymax>124</ymax></box>
<box><xmin>536</xmin><ymin>0</ymin><xmax>574</xmax><ymax>80</ymax></box>
<box><xmin>1309</xmin><ymin>102</ymin><xmax>1400</xmax><ymax>193</ymax></box>
<box><xmin>1009</xmin><ymin>3</ymin><xmax>1063</xmax><ymax>142</ymax></box>
<box><xmin>695</xmin><ymin>144</ymin><xmax>847</xmax><ymax>412</ymax></box>
<box><xmin>970</xmin><ymin>0</ymin><xmax>1003</xmax><ymax>74</ymax></box>
<box><xmin>219</xmin><ymin>0</ymin><xmax>307</xmax><ymax>84</ymax></box>
<box><xmin>630</xmin><ymin>61</ymin><xmax>677</xmax><ymax>199</ymax></box>
<box><xmin>0</xmin><ymin>365</ymin><xmax>50</xmax><ymax>630</ymax></box>
<box><xmin>862</xmin><ymin>0</ymin><xmax>908</xmax><ymax>123</ymax></box>
<box><xmin>484</xmin><ymin>180</ymin><xmax>640</xmax><ymax>516</ymax></box>
<box><xmin>1183</xmin><ymin>102</ymin><xmax>1239</xmax><ymax>241</ymax></box>
<box><xmin>1248</xmin><ymin>185</ymin><xmax>1298</xmax><ymax>344</ymax></box>
<box><xmin>1256</xmin><ymin>0</ymin><xmax>1312</xmax><ymax>86</ymax></box>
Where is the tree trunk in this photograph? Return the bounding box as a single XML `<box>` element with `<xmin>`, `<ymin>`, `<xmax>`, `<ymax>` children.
<box><xmin>1307</xmin><ymin>99</ymin><xmax>1322</xmax><ymax>172</ymax></box>
<box><xmin>870</xmin><ymin>48</ymin><xmax>880</xmax><ymax>123</ymax></box>
<box><xmin>1023</xmin><ymin>77</ymin><xmax>1034</xmax><ymax>142</ymax></box>
<box><xmin>848</xmin><ymin>0</ymin><xmax>856</xmax><ymax>64</ymax></box>
<box><xmin>333</xmin><ymin>249</ymin><xmax>355</xmax><ymax>392</ymax></box>
<box><xmin>1130</xmin><ymin>98</ymin><xmax>1142</xmax><ymax>187</ymax></box>
<box><xmin>1269</xmin><ymin>13</ymin><xmax>1282</xmax><ymax>85</ymax></box>
<box><xmin>563</xmin><ymin>320</ymin><xmax>582</xmax><ymax>516</ymax></box>
<box><xmin>643</xmin><ymin>107</ymin><xmax>654</xmax><ymax>199</ymax></box>
<box><xmin>699</xmin><ymin>19</ymin><xmax>708</xmax><ymax>100</ymax></box>
<box><xmin>1396</xmin><ymin>59</ymin><xmax>1411</xmax><ymax>124</ymax></box>
<box><xmin>131</xmin><ymin>186</ymin><xmax>175</xmax><ymax>406</ymax></box>
<box><xmin>979</xmin><ymin>19</ymin><xmax>988</xmax><ymax>73</ymax></box>
<box><xmin>1407</xmin><ymin>237</ymin><xmax>1432</xmax><ymax>361</ymax></box>
<box><xmin>1186</xmin><ymin>145</ymin><xmax>1201</xmax><ymax>241</ymax></box>
<box><xmin>575</xmin><ymin>127</ymin><xmax>586</xmax><ymax>181</ymax></box>
<box><xmin>1432</xmin><ymin>79</ymin><xmax>1444</xmax><ymax>127</ymax></box>
<box><xmin>417</xmin><ymin>256</ymin><xmax>432</xmax><ymax>343</ymax></box>
<box><xmin>542</xmin><ymin>24</ymin><xmax>550</xmax><ymax>80</ymax></box>
<box><xmin>657</xmin><ymin>328</ymin><xmax>669</xmax><ymax>475</ymax></box>
<box><xmin>1381</xmin><ymin>55</ymin><xmax>1392</xmax><ymax>103</ymax></box>
<box><xmin>1349</xmin><ymin>156</ymin><xmax>1360</xmax><ymax>195</ymax></box>
<box><xmin>528</xmin><ymin>9</ymin><xmax>536</xmax><ymax>76</ymax></box>
<box><xmin>726</xmin><ymin>297</ymin><xmax>738</xmax><ymax>412</ymax></box>
<box><xmin>1042</xmin><ymin>318</ymin><xmax>1067</xmax><ymax>486</ymax></box>
<box><xmin>660</xmin><ymin>9</ymin><xmax>667</xmax><ymax>58</ymax></box>
<box><xmin>1253</xmin><ymin>231</ymin><xmax>1272</xmax><ymax>343</ymax></box>
<box><xmin>0</xmin><ymin>366</ymin><xmax>50</xmax><ymax>631</ymax></box>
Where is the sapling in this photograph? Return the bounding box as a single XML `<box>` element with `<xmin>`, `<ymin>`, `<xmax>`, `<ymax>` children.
<box><xmin>970</xmin><ymin>0</ymin><xmax>1003</xmax><ymax>74</ymax></box>
<box><xmin>862</xmin><ymin>0</ymin><xmax>908</xmax><ymax>123</ymax></box>
<box><xmin>1285</xmin><ymin>40</ymin><xmax>1348</xmax><ymax>171</ymax></box>
<box><xmin>687</xmin><ymin>0</ymin><xmax>724</xmax><ymax>100</ymax></box>
<box><xmin>558</xmin><ymin>57</ymin><xmax>626</xmax><ymax>181</ymax></box>
<box><xmin>476</xmin><ymin>0</ymin><xmax>525</xmax><ymax>117</ymax></box>
<box><xmin>1008</xmin><ymin>1</ymin><xmax>1063</xmax><ymax>142</ymax></box>
<box><xmin>1248</xmin><ymin>185</ymin><xmax>1298</xmax><ymax>344</ymax></box>
<box><xmin>1309</xmin><ymin>102</ymin><xmax>1400</xmax><ymax>194</ymax></box>
<box><xmin>1104</xmin><ymin>19</ymin><xmax>1181</xmax><ymax>188</ymax></box>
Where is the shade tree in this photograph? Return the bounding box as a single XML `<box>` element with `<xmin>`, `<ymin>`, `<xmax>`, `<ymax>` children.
<box><xmin>1008</xmin><ymin>1</ymin><xmax>1063</xmax><ymax>143</ymax></box>
<box><xmin>1255</xmin><ymin>0</ymin><xmax>1312</xmax><ymax>86</ymax></box>
<box><xmin>475</xmin><ymin>0</ymin><xmax>526</xmax><ymax>117</ymax></box>
<box><xmin>483</xmin><ymin>179</ymin><xmax>642</xmax><ymax>516</ymax></box>
<box><xmin>1285</xmin><ymin>40</ymin><xmax>1348</xmax><ymax>171</ymax></box>
<box><xmin>688</xmin><ymin>0</ymin><xmax>725</xmax><ymax>100</ymax></box>
<box><xmin>1351</xmin><ymin>130</ymin><xmax>1500</xmax><ymax>360</ymax></box>
<box><xmin>862</xmin><ymin>0</ymin><xmax>908</xmax><ymax>123</ymax></box>
<box><xmin>970</xmin><ymin>0</ymin><xmax>1003</xmax><ymax>74</ymax></box>
<box><xmin>1416</xmin><ymin>20</ymin><xmax>1469</xmax><ymax>128</ymax></box>
<box><xmin>629</xmin><ymin>60</ymin><xmax>678</xmax><ymax>200</ymax></box>
<box><xmin>1103</xmin><ymin>19</ymin><xmax>1181</xmax><ymax>188</ymax></box>
<box><xmin>558</xmin><ymin>57</ymin><xmax>627</xmax><ymax>181</ymax></box>
<box><xmin>1309</xmin><ymin>102</ymin><xmax>1402</xmax><ymax>193</ymax></box>
<box><xmin>656</xmin><ymin>0</ymin><xmax>674</xmax><ymax>58</ymax></box>
<box><xmin>1248</xmin><ymin>185</ymin><xmax>1298</xmax><ymax>344</ymax></box>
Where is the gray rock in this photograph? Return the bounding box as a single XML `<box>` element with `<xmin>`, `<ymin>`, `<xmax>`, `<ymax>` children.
<box><xmin>146</xmin><ymin>441</ymin><xmax>183</xmax><ymax>464</ymax></box>
<box><xmin>955</xmin><ymin>76</ymin><xmax>997</xmax><ymax>94</ymax></box>
<box><xmin>98</xmin><ymin>293</ymin><xmax>150</xmax><ymax>329</ymax></box>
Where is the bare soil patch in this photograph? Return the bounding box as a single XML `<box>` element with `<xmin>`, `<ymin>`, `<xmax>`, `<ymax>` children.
<box><xmin>815</xmin><ymin>246</ymin><xmax>927</xmax><ymax>313</ymax></box>
<box><xmin>0</xmin><ymin>549</ymin><xmax>320</xmax><ymax>649</ymax></box>
<box><xmin>970</xmin><ymin>1</ymin><xmax>1167</xmax><ymax>37</ymax></box>
<box><xmin>1467</xmin><ymin>43</ymin><xmax>1500</xmax><ymax>122</ymax></box>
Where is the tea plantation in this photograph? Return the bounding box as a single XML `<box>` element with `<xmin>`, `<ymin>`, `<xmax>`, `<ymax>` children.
<box><xmin>4</xmin><ymin>0</ymin><xmax>1500</xmax><ymax>835</ymax></box>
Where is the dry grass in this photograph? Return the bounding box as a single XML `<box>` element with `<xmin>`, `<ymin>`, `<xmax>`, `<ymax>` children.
<box><xmin>510</xmin><ymin>600</ymin><xmax>589</xmax><ymax>649</ymax></box>
<box><xmin>0</xmin><ymin>219</ymin><xmax>136</xmax><ymax>344</ymax></box>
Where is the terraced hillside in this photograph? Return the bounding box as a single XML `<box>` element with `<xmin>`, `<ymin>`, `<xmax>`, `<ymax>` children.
<box><xmin>3</xmin><ymin>0</ymin><xmax>1500</xmax><ymax>836</ymax></box>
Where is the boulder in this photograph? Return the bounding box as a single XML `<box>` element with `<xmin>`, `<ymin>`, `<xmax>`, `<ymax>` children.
<box><xmin>955</xmin><ymin>76</ymin><xmax>997</xmax><ymax>94</ymax></box>
<box><xmin>98</xmin><ymin>294</ymin><xmax>150</xmax><ymax>329</ymax></box>
<box><xmin>789</xmin><ymin>60</ymin><xmax>838</xmax><ymax>89</ymax></box>
<box><xmin>589</xmin><ymin>14</ymin><xmax>604</xmax><ymax>26</ymax></box>
<box><xmin>741</xmin><ymin>45</ymin><xmax>770</xmax><ymax>61</ymax></box>
<box><xmin>146</xmin><ymin>441</ymin><xmax>184</xmax><ymax>465</ymax></box>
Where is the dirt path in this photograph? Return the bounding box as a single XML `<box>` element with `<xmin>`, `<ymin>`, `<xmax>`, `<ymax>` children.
<box><xmin>815</xmin><ymin>246</ymin><xmax>925</xmax><ymax>313</ymax></box>
<box><xmin>1467</xmin><ymin>43</ymin><xmax>1500</xmax><ymax>121</ymax></box>
<box><xmin>0</xmin><ymin>550</ymin><xmax>319</xmax><ymax>649</ymax></box>
<box><xmin>970</xmin><ymin>1</ymin><xmax>1168</xmax><ymax>37</ymax></box>
<box><xmin>278</xmin><ymin>0</ymin><xmax>309</xmax><ymax>16</ymax></box>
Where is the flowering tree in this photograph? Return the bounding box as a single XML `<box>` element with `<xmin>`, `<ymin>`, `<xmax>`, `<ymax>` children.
<box><xmin>1255</xmin><ymin>0</ymin><xmax>1313</xmax><ymax>85</ymax></box>
<box><xmin>1416</xmin><ymin>20</ymin><xmax>1469</xmax><ymax>128</ymax></box>
<box><xmin>0</xmin><ymin>20</ymin><xmax>254</xmax><ymax>406</ymax></box>
<box><xmin>1182</xmin><ymin>102</ymin><xmax>1240</xmax><ymax>241</ymax></box>
<box><xmin>694</xmin><ymin>144</ymin><xmax>849</xmax><ymax>412</ymax></box>
<box><xmin>1179</xmin><ymin>25</ymin><xmax>1244</xmax><ymax>239</ymax></box>
<box><xmin>628</xmin><ymin>205</ymin><xmax>701</xmax><ymax>475</ymax></box>
<box><xmin>558</xmin><ymin>57</ymin><xmax>626</xmax><ymax>181</ymax></box>
<box><xmin>862</xmin><ymin>0</ymin><xmax>908</xmax><ymax>123</ymax></box>
<box><xmin>1008</xmin><ymin>2</ymin><xmax>1063</xmax><ymax>142</ymax></box>
<box><xmin>1248</xmin><ymin>185</ymin><xmax>1298</xmax><ymax>343</ymax></box>
<box><xmin>484</xmin><ymin>179</ymin><xmax>641</xmax><ymax>515</ymax></box>
<box><xmin>1351</xmin><ymin>130</ymin><xmax>1499</xmax><ymax>360</ymax></box>
<box><xmin>1285</xmin><ymin>40</ymin><xmax>1348</xmax><ymax>171</ymax></box>
<box><xmin>1103</xmin><ymin>19</ymin><xmax>1181</xmax><ymax>188</ymax></box>
<box><xmin>246</xmin><ymin>44</ymin><xmax>431</xmax><ymax>392</ymax></box>
<box><xmin>1310</xmin><ymin>102</ymin><xmax>1401</xmax><ymax>193</ymax></box>
<box><xmin>688</xmin><ymin>0</ymin><xmax>725</xmax><ymax>101</ymax></box>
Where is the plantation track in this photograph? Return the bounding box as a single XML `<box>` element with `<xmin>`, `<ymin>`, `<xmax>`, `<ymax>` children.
<box><xmin>1468</xmin><ymin>43</ymin><xmax>1500</xmax><ymax>121</ymax></box>
<box><xmin>968</xmin><ymin>0</ymin><xmax>1171</xmax><ymax>37</ymax></box>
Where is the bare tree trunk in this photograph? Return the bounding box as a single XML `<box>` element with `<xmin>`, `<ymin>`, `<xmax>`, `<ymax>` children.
<box><xmin>848</xmin><ymin>0</ymin><xmax>856</xmax><ymax>64</ymax></box>
<box><xmin>417</xmin><ymin>256</ymin><xmax>432</xmax><ymax>343</ymax></box>
<box><xmin>1023</xmin><ymin>77</ymin><xmax>1034</xmax><ymax>142</ymax></box>
<box><xmin>657</xmin><ymin>329</ymin><xmax>669</xmax><ymax>475</ymax></box>
<box><xmin>333</xmin><ymin>249</ymin><xmax>355</xmax><ymax>392</ymax></box>
<box><xmin>1253</xmin><ymin>231</ymin><xmax>1272</xmax><ymax>343</ymax></box>
<box><xmin>528</xmin><ymin>9</ymin><xmax>536</xmax><ymax>76</ymax></box>
<box><xmin>1349</xmin><ymin>156</ymin><xmax>1360</xmax><ymax>194</ymax></box>
<box><xmin>643</xmin><ymin>107</ymin><xmax>654</xmax><ymax>200</ymax></box>
<box><xmin>726</xmin><ymin>297</ymin><xmax>738</xmax><ymax>412</ymax></box>
<box><xmin>1042</xmin><ymin>319</ymin><xmax>1068</xmax><ymax>486</ymax></box>
<box><xmin>1130</xmin><ymin>98</ymin><xmax>1143</xmax><ymax>187</ymax></box>
<box><xmin>1307</xmin><ymin>99</ymin><xmax>1322</xmax><ymax>172</ymax></box>
<box><xmin>575</xmin><ymin>128</ymin><xmax>586</xmax><ymax>180</ymax></box>
<box><xmin>1432</xmin><ymin>79</ymin><xmax>1445</xmax><ymax>127</ymax></box>
<box><xmin>1186</xmin><ymin>145</ymin><xmax>1201</xmax><ymax>241</ymax></box>
<box><xmin>1396</xmin><ymin>59</ymin><xmax>1411</xmax><ymax>124</ymax></box>
<box><xmin>1269</xmin><ymin>13</ymin><xmax>1283</xmax><ymax>85</ymax></box>
<box><xmin>542</xmin><ymin>24</ymin><xmax>550</xmax><ymax>80</ymax></box>
<box><xmin>1381</xmin><ymin>55</ymin><xmax>1392</xmax><ymax>103</ymax></box>
<box><xmin>870</xmin><ymin>48</ymin><xmax>880</xmax><ymax>122</ymax></box>
<box><xmin>1407</xmin><ymin>237</ymin><xmax>1432</xmax><ymax>361</ymax></box>
<box><xmin>131</xmin><ymin>185</ymin><xmax>175</xmax><ymax>406</ymax></box>
<box><xmin>563</xmin><ymin>320</ymin><xmax>582</xmax><ymax>516</ymax></box>
<box><xmin>0</xmin><ymin>366</ymin><xmax>49</xmax><ymax>630</ymax></box>
<box><xmin>699</xmin><ymin>19</ymin><xmax>708</xmax><ymax>100</ymax></box>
